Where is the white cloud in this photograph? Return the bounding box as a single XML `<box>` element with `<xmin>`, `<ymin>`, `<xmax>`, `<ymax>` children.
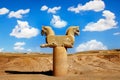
<box><xmin>48</xmin><ymin>6</ymin><xmax>61</xmax><ymax>14</ymax></box>
<box><xmin>41</xmin><ymin>5</ymin><xmax>48</xmax><ymax>11</ymax></box>
<box><xmin>0</xmin><ymin>7</ymin><xmax>9</xmax><ymax>15</ymax></box>
<box><xmin>40</xmin><ymin>5</ymin><xmax>61</xmax><ymax>14</ymax></box>
<box><xmin>8</xmin><ymin>9</ymin><xmax>30</xmax><ymax>18</ymax></box>
<box><xmin>68</xmin><ymin>0</ymin><xmax>105</xmax><ymax>13</ymax></box>
<box><xmin>10</xmin><ymin>20</ymin><xmax>39</xmax><ymax>38</ymax></box>
<box><xmin>83</xmin><ymin>10</ymin><xmax>117</xmax><ymax>32</ymax></box>
<box><xmin>14</xmin><ymin>42</ymin><xmax>25</xmax><ymax>51</ymax></box>
<box><xmin>50</xmin><ymin>15</ymin><xmax>67</xmax><ymax>28</ymax></box>
<box><xmin>27</xmin><ymin>49</ymin><xmax>32</xmax><ymax>52</ymax></box>
<box><xmin>76</xmin><ymin>40</ymin><xmax>107</xmax><ymax>52</ymax></box>
<box><xmin>14</xmin><ymin>42</ymin><xmax>32</xmax><ymax>52</ymax></box>
<box><xmin>113</xmin><ymin>32</ymin><xmax>120</xmax><ymax>35</ymax></box>
<box><xmin>0</xmin><ymin>48</ymin><xmax>4</xmax><ymax>52</ymax></box>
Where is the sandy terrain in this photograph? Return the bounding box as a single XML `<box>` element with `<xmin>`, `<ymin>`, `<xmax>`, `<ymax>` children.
<box><xmin>0</xmin><ymin>49</ymin><xmax>120</xmax><ymax>80</ymax></box>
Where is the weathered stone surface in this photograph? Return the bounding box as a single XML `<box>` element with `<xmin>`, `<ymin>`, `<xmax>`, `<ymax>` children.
<box><xmin>53</xmin><ymin>47</ymin><xmax>68</xmax><ymax>76</ymax></box>
<box><xmin>40</xmin><ymin>26</ymin><xmax>79</xmax><ymax>48</ymax></box>
<box><xmin>40</xmin><ymin>26</ymin><xmax>79</xmax><ymax>76</ymax></box>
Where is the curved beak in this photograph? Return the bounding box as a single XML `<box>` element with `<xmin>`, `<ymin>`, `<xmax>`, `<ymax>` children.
<box><xmin>75</xmin><ymin>29</ymin><xmax>80</xmax><ymax>35</ymax></box>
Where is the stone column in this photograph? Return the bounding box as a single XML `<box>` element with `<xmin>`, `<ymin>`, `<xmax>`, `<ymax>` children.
<box><xmin>40</xmin><ymin>26</ymin><xmax>79</xmax><ymax>77</ymax></box>
<box><xmin>53</xmin><ymin>47</ymin><xmax>68</xmax><ymax>76</ymax></box>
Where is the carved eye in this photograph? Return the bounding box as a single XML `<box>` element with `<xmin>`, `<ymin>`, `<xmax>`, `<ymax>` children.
<box><xmin>76</xmin><ymin>27</ymin><xmax>79</xmax><ymax>31</ymax></box>
<box><xmin>74</xmin><ymin>28</ymin><xmax>78</xmax><ymax>31</ymax></box>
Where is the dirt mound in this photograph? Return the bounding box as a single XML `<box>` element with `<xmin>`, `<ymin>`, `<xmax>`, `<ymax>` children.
<box><xmin>0</xmin><ymin>50</ymin><xmax>120</xmax><ymax>75</ymax></box>
<box><xmin>68</xmin><ymin>54</ymin><xmax>120</xmax><ymax>74</ymax></box>
<box><xmin>0</xmin><ymin>57</ymin><xmax>52</xmax><ymax>72</ymax></box>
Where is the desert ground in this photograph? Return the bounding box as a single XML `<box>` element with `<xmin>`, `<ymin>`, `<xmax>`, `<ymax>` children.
<box><xmin>0</xmin><ymin>49</ymin><xmax>120</xmax><ymax>80</ymax></box>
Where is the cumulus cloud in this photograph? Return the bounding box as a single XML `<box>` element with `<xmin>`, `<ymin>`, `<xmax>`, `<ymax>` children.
<box><xmin>41</xmin><ymin>5</ymin><xmax>48</xmax><ymax>11</ymax></box>
<box><xmin>10</xmin><ymin>20</ymin><xmax>39</xmax><ymax>38</ymax></box>
<box><xmin>76</xmin><ymin>40</ymin><xmax>107</xmax><ymax>52</ymax></box>
<box><xmin>0</xmin><ymin>7</ymin><xmax>9</xmax><ymax>15</ymax></box>
<box><xmin>14</xmin><ymin>42</ymin><xmax>25</xmax><ymax>51</ymax></box>
<box><xmin>113</xmin><ymin>32</ymin><xmax>120</xmax><ymax>35</ymax></box>
<box><xmin>41</xmin><ymin>5</ymin><xmax>61</xmax><ymax>14</ymax></box>
<box><xmin>48</xmin><ymin>6</ymin><xmax>61</xmax><ymax>14</ymax></box>
<box><xmin>50</xmin><ymin>15</ymin><xmax>67</xmax><ymax>28</ymax></box>
<box><xmin>8</xmin><ymin>9</ymin><xmax>30</xmax><ymax>18</ymax></box>
<box><xmin>68</xmin><ymin>0</ymin><xmax>105</xmax><ymax>13</ymax></box>
<box><xmin>0</xmin><ymin>48</ymin><xmax>4</xmax><ymax>52</ymax></box>
<box><xmin>83</xmin><ymin>10</ymin><xmax>117</xmax><ymax>32</ymax></box>
<box><xmin>14</xmin><ymin>42</ymin><xmax>32</xmax><ymax>52</ymax></box>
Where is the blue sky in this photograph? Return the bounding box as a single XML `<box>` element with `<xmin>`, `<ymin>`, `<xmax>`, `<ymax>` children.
<box><xmin>0</xmin><ymin>0</ymin><xmax>120</xmax><ymax>53</ymax></box>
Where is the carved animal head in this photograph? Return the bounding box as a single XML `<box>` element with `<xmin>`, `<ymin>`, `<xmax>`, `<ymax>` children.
<box><xmin>66</xmin><ymin>26</ymin><xmax>80</xmax><ymax>36</ymax></box>
<box><xmin>41</xmin><ymin>26</ymin><xmax>47</xmax><ymax>36</ymax></box>
<box><xmin>73</xmin><ymin>26</ymin><xmax>80</xmax><ymax>35</ymax></box>
<box><xmin>41</xmin><ymin>26</ymin><xmax>55</xmax><ymax>36</ymax></box>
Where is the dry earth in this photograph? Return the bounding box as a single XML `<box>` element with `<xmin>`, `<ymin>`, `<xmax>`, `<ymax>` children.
<box><xmin>0</xmin><ymin>49</ymin><xmax>120</xmax><ymax>80</ymax></box>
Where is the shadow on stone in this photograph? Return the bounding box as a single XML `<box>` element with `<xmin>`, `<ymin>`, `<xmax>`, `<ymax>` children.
<box><xmin>5</xmin><ymin>70</ymin><xmax>53</xmax><ymax>76</ymax></box>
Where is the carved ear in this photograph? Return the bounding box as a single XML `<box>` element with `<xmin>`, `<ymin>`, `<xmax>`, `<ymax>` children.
<box><xmin>42</xmin><ymin>26</ymin><xmax>45</xmax><ymax>29</ymax></box>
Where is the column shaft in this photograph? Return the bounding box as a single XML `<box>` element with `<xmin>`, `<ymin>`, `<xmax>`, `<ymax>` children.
<box><xmin>53</xmin><ymin>47</ymin><xmax>68</xmax><ymax>76</ymax></box>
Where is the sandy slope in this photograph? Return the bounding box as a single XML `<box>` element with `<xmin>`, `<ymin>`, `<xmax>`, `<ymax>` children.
<box><xmin>0</xmin><ymin>50</ymin><xmax>120</xmax><ymax>80</ymax></box>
